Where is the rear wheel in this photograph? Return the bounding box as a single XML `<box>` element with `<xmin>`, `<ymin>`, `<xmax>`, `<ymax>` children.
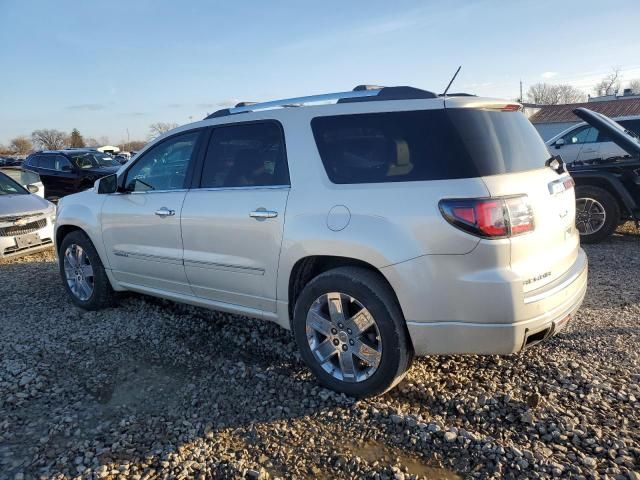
<box><xmin>293</xmin><ymin>267</ymin><xmax>412</xmax><ymax>398</ymax></box>
<box><xmin>574</xmin><ymin>185</ymin><xmax>620</xmax><ymax>243</ymax></box>
<box><xmin>59</xmin><ymin>230</ymin><xmax>115</xmax><ymax>310</ymax></box>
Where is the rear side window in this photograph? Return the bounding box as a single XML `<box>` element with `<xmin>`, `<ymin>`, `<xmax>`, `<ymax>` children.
<box><xmin>200</xmin><ymin>122</ymin><xmax>289</xmax><ymax>188</ymax></box>
<box><xmin>312</xmin><ymin>109</ymin><xmax>551</xmax><ymax>184</ymax></box>
<box><xmin>38</xmin><ymin>155</ymin><xmax>56</xmax><ymax>170</ymax></box>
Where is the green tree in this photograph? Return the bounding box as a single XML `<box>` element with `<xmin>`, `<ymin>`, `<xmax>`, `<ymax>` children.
<box><xmin>69</xmin><ymin>128</ymin><xmax>85</xmax><ymax>148</ymax></box>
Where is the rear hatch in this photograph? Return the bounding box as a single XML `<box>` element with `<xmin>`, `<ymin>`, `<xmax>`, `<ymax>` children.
<box><xmin>445</xmin><ymin>99</ymin><xmax>579</xmax><ymax>292</ymax></box>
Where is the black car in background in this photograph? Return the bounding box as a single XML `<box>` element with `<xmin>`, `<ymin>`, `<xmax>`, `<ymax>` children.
<box><xmin>568</xmin><ymin>108</ymin><xmax>640</xmax><ymax>243</ymax></box>
<box><xmin>0</xmin><ymin>157</ymin><xmax>22</xmax><ymax>166</ymax></box>
<box><xmin>22</xmin><ymin>149</ymin><xmax>120</xmax><ymax>200</ymax></box>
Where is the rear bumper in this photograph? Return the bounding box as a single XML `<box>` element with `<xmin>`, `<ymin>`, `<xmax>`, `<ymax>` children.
<box><xmin>385</xmin><ymin>247</ymin><xmax>588</xmax><ymax>355</ymax></box>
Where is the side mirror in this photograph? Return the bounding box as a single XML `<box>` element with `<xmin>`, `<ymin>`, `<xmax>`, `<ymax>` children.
<box><xmin>96</xmin><ymin>174</ymin><xmax>118</xmax><ymax>194</ymax></box>
<box><xmin>27</xmin><ymin>184</ymin><xmax>39</xmax><ymax>194</ymax></box>
<box><xmin>554</xmin><ymin>138</ymin><xmax>565</xmax><ymax>149</ymax></box>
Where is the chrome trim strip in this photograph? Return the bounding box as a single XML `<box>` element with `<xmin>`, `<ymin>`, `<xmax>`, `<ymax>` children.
<box><xmin>189</xmin><ymin>185</ymin><xmax>290</xmax><ymax>192</ymax></box>
<box><xmin>112</xmin><ymin>249</ymin><xmax>182</xmax><ymax>264</ymax></box>
<box><xmin>183</xmin><ymin>259</ymin><xmax>265</xmax><ymax>275</ymax></box>
<box><xmin>123</xmin><ymin>189</ymin><xmax>188</xmax><ymax>195</ymax></box>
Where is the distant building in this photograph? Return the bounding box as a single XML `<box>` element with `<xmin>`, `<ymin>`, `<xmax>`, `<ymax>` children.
<box><xmin>529</xmin><ymin>91</ymin><xmax>640</xmax><ymax>140</ymax></box>
<box><xmin>97</xmin><ymin>145</ymin><xmax>120</xmax><ymax>154</ymax></box>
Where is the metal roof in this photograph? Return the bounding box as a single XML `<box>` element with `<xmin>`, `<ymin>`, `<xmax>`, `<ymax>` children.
<box><xmin>529</xmin><ymin>98</ymin><xmax>640</xmax><ymax>124</ymax></box>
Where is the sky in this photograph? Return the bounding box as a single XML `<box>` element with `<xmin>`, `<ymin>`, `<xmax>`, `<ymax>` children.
<box><xmin>1</xmin><ymin>0</ymin><xmax>640</xmax><ymax>145</ymax></box>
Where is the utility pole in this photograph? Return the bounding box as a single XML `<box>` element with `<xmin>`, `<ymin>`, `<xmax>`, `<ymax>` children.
<box><xmin>519</xmin><ymin>80</ymin><xmax>523</xmax><ymax>103</ymax></box>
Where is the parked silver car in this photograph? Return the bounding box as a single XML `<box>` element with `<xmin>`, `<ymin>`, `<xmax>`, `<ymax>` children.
<box><xmin>546</xmin><ymin>115</ymin><xmax>640</xmax><ymax>163</ymax></box>
<box><xmin>55</xmin><ymin>86</ymin><xmax>587</xmax><ymax>397</ymax></box>
<box><xmin>0</xmin><ymin>172</ymin><xmax>55</xmax><ymax>259</ymax></box>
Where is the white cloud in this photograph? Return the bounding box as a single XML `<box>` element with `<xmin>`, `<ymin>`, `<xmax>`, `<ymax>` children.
<box><xmin>541</xmin><ymin>71</ymin><xmax>558</xmax><ymax>80</ymax></box>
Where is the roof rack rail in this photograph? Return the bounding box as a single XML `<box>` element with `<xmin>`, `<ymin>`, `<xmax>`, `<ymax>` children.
<box><xmin>438</xmin><ymin>92</ymin><xmax>476</xmax><ymax>97</ymax></box>
<box><xmin>205</xmin><ymin>85</ymin><xmax>437</xmax><ymax>119</ymax></box>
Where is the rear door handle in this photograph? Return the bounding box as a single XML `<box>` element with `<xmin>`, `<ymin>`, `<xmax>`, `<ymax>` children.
<box><xmin>249</xmin><ymin>209</ymin><xmax>278</xmax><ymax>219</ymax></box>
<box><xmin>155</xmin><ymin>207</ymin><xmax>175</xmax><ymax>217</ymax></box>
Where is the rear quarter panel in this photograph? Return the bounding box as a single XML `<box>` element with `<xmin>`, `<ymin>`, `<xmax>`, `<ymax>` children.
<box><xmin>275</xmin><ymin>105</ymin><xmax>490</xmax><ymax>306</ymax></box>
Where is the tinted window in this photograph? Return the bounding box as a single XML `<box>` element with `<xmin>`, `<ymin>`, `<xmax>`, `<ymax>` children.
<box><xmin>54</xmin><ymin>155</ymin><xmax>73</xmax><ymax>171</ymax></box>
<box><xmin>124</xmin><ymin>131</ymin><xmax>200</xmax><ymax>192</ymax></box>
<box><xmin>69</xmin><ymin>152</ymin><xmax>120</xmax><ymax>169</ymax></box>
<box><xmin>200</xmin><ymin>122</ymin><xmax>289</xmax><ymax>188</ymax></box>
<box><xmin>38</xmin><ymin>155</ymin><xmax>56</xmax><ymax>170</ymax></box>
<box><xmin>312</xmin><ymin>109</ymin><xmax>550</xmax><ymax>184</ymax></box>
<box><xmin>561</xmin><ymin>126</ymin><xmax>597</xmax><ymax>144</ymax></box>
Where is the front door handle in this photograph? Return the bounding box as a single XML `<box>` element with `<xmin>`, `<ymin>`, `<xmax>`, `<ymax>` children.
<box><xmin>155</xmin><ymin>207</ymin><xmax>175</xmax><ymax>218</ymax></box>
<box><xmin>249</xmin><ymin>209</ymin><xmax>278</xmax><ymax>220</ymax></box>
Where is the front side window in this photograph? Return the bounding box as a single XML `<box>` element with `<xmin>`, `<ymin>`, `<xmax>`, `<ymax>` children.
<box><xmin>38</xmin><ymin>155</ymin><xmax>56</xmax><ymax>170</ymax></box>
<box><xmin>124</xmin><ymin>131</ymin><xmax>200</xmax><ymax>192</ymax></box>
<box><xmin>70</xmin><ymin>152</ymin><xmax>120</xmax><ymax>169</ymax></box>
<box><xmin>54</xmin><ymin>155</ymin><xmax>74</xmax><ymax>172</ymax></box>
<box><xmin>200</xmin><ymin>122</ymin><xmax>289</xmax><ymax>188</ymax></box>
<box><xmin>562</xmin><ymin>126</ymin><xmax>597</xmax><ymax>145</ymax></box>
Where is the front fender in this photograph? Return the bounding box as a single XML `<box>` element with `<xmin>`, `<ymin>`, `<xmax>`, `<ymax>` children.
<box><xmin>55</xmin><ymin>192</ymin><xmax>109</xmax><ymax>266</ymax></box>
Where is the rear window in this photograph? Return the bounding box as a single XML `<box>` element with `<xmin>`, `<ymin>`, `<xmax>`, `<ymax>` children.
<box><xmin>311</xmin><ymin>109</ymin><xmax>550</xmax><ymax>184</ymax></box>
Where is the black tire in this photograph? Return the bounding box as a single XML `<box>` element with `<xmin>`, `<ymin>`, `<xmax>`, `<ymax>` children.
<box><xmin>575</xmin><ymin>185</ymin><xmax>620</xmax><ymax>244</ymax></box>
<box><xmin>293</xmin><ymin>266</ymin><xmax>412</xmax><ymax>398</ymax></box>
<box><xmin>59</xmin><ymin>230</ymin><xmax>115</xmax><ymax>310</ymax></box>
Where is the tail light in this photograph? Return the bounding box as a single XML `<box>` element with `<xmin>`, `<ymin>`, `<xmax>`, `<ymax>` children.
<box><xmin>439</xmin><ymin>195</ymin><xmax>534</xmax><ymax>239</ymax></box>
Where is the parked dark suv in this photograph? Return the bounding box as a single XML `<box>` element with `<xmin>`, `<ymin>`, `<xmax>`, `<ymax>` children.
<box><xmin>23</xmin><ymin>149</ymin><xmax>120</xmax><ymax>200</ymax></box>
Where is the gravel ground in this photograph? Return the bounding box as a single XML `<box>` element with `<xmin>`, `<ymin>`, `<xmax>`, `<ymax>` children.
<box><xmin>0</xmin><ymin>228</ymin><xmax>638</xmax><ymax>480</ymax></box>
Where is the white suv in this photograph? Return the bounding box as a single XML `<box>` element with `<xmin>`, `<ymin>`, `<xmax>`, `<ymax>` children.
<box><xmin>55</xmin><ymin>85</ymin><xmax>588</xmax><ymax>397</ymax></box>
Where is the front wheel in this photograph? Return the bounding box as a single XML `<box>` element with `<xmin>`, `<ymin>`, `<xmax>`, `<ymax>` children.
<box><xmin>59</xmin><ymin>230</ymin><xmax>115</xmax><ymax>310</ymax></box>
<box><xmin>574</xmin><ymin>185</ymin><xmax>620</xmax><ymax>244</ymax></box>
<box><xmin>293</xmin><ymin>267</ymin><xmax>412</xmax><ymax>398</ymax></box>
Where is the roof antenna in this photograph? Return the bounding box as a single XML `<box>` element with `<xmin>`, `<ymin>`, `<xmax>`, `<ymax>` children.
<box><xmin>442</xmin><ymin>66</ymin><xmax>462</xmax><ymax>96</ymax></box>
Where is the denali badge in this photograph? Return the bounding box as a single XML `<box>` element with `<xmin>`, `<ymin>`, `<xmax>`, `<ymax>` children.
<box><xmin>523</xmin><ymin>271</ymin><xmax>551</xmax><ymax>286</ymax></box>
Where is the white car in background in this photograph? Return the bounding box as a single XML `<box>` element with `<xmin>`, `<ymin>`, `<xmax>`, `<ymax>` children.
<box><xmin>0</xmin><ymin>167</ymin><xmax>45</xmax><ymax>198</ymax></box>
<box><xmin>0</xmin><ymin>172</ymin><xmax>56</xmax><ymax>259</ymax></box>
<box><xmin>546</xmin><ymin>115</ymin><xmax>640</xmax><ymax>163</ymax></box>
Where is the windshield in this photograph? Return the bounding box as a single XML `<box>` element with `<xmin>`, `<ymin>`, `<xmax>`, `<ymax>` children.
<box><xmin>0</xmin><ymin>172</ymin><xmax>28</xmax><ymax>195</ymax></box>
<box><xmin>70</xmin><ymin>153</ymin><xmax>120</xmax><ymax>169</ymax></box>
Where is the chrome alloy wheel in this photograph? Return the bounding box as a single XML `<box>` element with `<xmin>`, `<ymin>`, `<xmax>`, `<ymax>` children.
<box><xmin>575</xmin><ymin>197</ymin><xmax>606</xmax><ymax>235</ymax></box>
<box><xmin>63</xmin><ymin>244</ymin><xmax>94</xmax><ymax>301</ymax></box>
<box><xmin>306</xmin><ymin>292</ymin><xmax>382</xmax><ymax>383</ymax></box>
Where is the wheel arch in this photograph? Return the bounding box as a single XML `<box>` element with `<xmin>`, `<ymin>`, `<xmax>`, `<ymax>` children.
<box><xmin>54</xmin><ymin>199</ymin><xmax>109</xmax><ymax>267</ymax></box>
<box><xmin>572</xmin><ymin>172</ymin><xmax>636</xmax><ymax>219</ymax></box>
<box><xmin>285</xmin><ymin>255</ymin><xmax>406</xmax><ymax>327</ymax></box>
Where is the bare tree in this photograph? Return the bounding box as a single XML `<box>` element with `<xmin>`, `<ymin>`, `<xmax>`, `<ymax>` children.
<box><xmin>31</xmin><ymin>129</ymin><xmax>69</xmax><ymax>150</ymax></box>
<box><xmin>594</xmin><ymin>67</ymin><xmax>621</xmax><ymax>96</ymax></box>
<box><xmin>149</xmin><ymin>122</ymin><xmax>178</xmax><ymax>139</ymax></box>
<box><xmin>9</xmin><ymin>136</ymin><xmax>33</xmax><ymax>155</ymax></box>
<box><xmin>526</xmin><ymin>83</ymin><xmax>586</xmax><ymax>105</ymax></box>
<box><xmin>628</xmin><ymin>79</ymin><xmax>640</xmax><ymax>95</ymax></box>
<box><xmin>85</xmin><ymin>137</ymin><xmax>100</xmax><ymax>147</ymax></box>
